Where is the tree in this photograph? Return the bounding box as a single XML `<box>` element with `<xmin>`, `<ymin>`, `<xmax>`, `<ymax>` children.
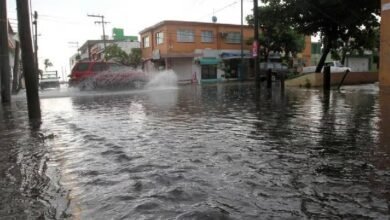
<box><xmin>247</xmin><ymin>4</ymin><xmax>305</xmax><ymax>65</ymax></box>
<box><xmin>261</xmin><ymin>0</ymin><xmax>381</xmax><ymax>72</ymax></box>
<box><xmin>128</xmin><ymin>48</ymin><xmax>142</xmax><ymax>68</ymax></box>
<box><xmin>331</xmin><ymin>26</ymin><xmax>380</xmax><ymax>65</ymax></box>
<box><xmin>43</xmin><ymin>58</ymin><xmax>52</xmax><ymax>71</ymax></box>
<box><xmin>104</xmin><ymin>44</ymin><xmax>142</xmax><ymax>68</ymax></box>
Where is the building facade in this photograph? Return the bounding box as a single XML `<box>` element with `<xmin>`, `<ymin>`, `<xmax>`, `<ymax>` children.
<box><xmin>380</xmin><ymin>0</ymin><xmax>390</xmax><ymax>86</ymax></box>
<box><xmin>72</xmin><ymin>28</ymin><xmax>140</xmax><ymax>68</ymax></box>
<box><xmin>139</xmin><ymin>20</ymin><xmax>255</xmax><ymax>83</ymax></box>
<box><xmin>77</xmin><ymin>40</ymin><xmax>140</xmax><ymax>63</ymax></box>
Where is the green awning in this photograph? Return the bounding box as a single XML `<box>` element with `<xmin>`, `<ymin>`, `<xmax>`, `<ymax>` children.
<box><xmin>199</xmin><ymin>58</ymin><xmax>221</xmax><ymax>65</ymax></box>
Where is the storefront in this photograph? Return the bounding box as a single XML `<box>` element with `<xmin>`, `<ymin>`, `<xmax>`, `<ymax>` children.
<box><xmin>220</xmin><ymin>51</ymin><xmax>253</xmax><ymax>80</ymax></box>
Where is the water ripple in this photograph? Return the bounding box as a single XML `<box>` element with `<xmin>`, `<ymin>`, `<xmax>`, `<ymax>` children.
<box><xmin>1</xmin><ymin>83</ymin><xmax>389</xmax><ymax>219</ymax></box>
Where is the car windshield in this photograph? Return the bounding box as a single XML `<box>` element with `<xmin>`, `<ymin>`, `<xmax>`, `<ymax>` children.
<box><xmin>73</xmin><ymin>63</ymin><xmax>89</xmax><ymax>71</ymax></box>
<box><xmin>92</xmin><ymin>63</ymin><xmax>110</xmax><ymax>72</ymax></box>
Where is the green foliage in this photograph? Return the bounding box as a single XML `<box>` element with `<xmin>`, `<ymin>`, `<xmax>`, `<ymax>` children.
<box><xmin>259</xmin><ymin>0</ymin><xmax>380</xmax><ymax>72</ymax></box>
<box><xmin>104</xmin><ymin>44</ymin><xmax>142</xmax><ymax>68</ymax></box>
<box><xmin>129</xmin><ymin>48</ymin><xmax>142</xmax><ymax>68</ymax></box>
<box><xmin>332</xmin><ymin>27</ymin><xmax>380</xmax><ymax>64</ymax></box>
<box><xmin>247</xmin><ymin>4</ymin><xmax>305</xmax><ymax>63</ymax></box>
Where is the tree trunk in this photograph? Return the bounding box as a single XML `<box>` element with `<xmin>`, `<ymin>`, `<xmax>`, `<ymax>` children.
<box><xmin>12</xmin><ymin>41</ymin><xmax>20</xmax><ymax>94</ymax></box>
<box><xmin>17</xmin><ymin>71</ymin><xmax>24</xmax><ymax>92</ymax></box>
<box><xmin>341</xmin><ymin>48</ymin><xmax>347</xmax><ymax>65</ymax></box>
<box><xmin>0</xmin><ymin>0</ymin><xmax>11</xmax><ymax>103</ymax></box>
<box><xmin>315</xmin><ymin>39</ymin><xmax>331</xmax><ymax>73</ymax></box>
<box><xmin>16</xmin><ymin>0</ymin><xmax>41</xmax><ymax>120</ymax></box>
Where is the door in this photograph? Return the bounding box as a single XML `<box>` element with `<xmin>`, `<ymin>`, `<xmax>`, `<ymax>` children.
<box><xmin>201</xmin><ymin>65</ymin><xmax>217</xmax><ymax>80</ymax></box>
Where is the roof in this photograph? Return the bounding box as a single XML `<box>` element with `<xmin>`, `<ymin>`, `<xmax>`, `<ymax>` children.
<box><xmin>79</xmin><ymin>39</ymin><xmax>140</xmax><ymax>51</ymax></box>
<box><xmin>139</xmin><ymin>20</ymin><xmax>251</xmax><ymax>34</ymax></box>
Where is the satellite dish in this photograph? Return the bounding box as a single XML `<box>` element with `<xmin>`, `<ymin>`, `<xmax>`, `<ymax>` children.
<box><xmin>212</xmin><ymin>16</ymin><xmax>217</xmax><ymax>23</ymax></box>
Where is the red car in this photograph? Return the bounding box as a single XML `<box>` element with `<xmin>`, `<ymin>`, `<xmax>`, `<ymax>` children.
<box><xmin>69</xmin><ymin>61</ymin><xmax>148</xmax><ymax>90</ymax></box>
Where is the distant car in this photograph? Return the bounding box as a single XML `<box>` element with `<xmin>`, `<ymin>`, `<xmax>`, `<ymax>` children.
<box><xmin>302</xmin><ymin>61</ymin><xmax>352</xmax><ymax>73</ymax></box>
<box><xmin>69</xmin><ymin>61</ymin><xmax>148</xmax><ymax>90</ymax></box>
<box><xmin>260</xmin><ymin>62</ymin><xmax>290</xmax><ymax>80</ymax></box>
<box><xmin>39</xmin><ymin>71</ymin><xmax>60</xmax><ymax>90</ymax></box>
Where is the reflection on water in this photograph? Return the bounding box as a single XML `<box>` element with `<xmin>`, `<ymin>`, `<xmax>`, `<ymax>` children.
<box><xmin>1</xmin><ymin>83</ymin><xmax>389</xmax><ymax>219</ymax></box>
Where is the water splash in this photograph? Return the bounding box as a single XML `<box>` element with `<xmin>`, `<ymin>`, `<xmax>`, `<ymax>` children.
<box><xmin>145</xmin><ymin>70</ymin><xmax>178</xmax><ymax>89</ymax></box>
<box><xmin>145</xmin><ymin>70</ymin><xmax>179</xmax><ymax>109</ymax></box>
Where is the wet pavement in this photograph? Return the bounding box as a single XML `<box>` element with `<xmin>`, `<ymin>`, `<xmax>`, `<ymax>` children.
<box><xmin>0</xmin><ymin>82</ymin><xmax>389</xmax><ymax>219</ymax></box>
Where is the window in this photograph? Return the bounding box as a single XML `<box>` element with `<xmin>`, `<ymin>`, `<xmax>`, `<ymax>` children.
<box><xmin>74</xmin><ymin>63</ymin><xmax>89</xmax><ymax>71</ymax></box>
<box><xmin>177</xmin><ymin>29</ymin><xmax>194</xmax><ymax>42</ymax></box>
<box><xmin>156</xmin><ymin>32</ymin><xmax>164</xmax><ymax>45</ymax></box>
<box><xmin>92</xmin><ymin>63</ymin><xmax>110</xmax><ymax>72</ymax></box>
<box><xmin>143</xmin><ymin>36</ymin><xmax>150</xmax><ymax>48</ymax></box>
<box><xmin>225</xmin><ymin>32</ymin><xmax>241</xmax><ymax>44</ymax></box>
<box><xmin>201</xmin><ymin>65</ymin><xmax>217</xmax><ymax>79</ymax></box>
<box><xmin>201</xmin><ymin>31</ymin><xmax>214</xmax><ymax>43</ymax></box>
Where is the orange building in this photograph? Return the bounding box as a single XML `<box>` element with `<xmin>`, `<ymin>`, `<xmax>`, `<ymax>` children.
<box><xmin>139</xmin><ymin>20</ymin><xmax>312</xmax><ymax>83</ymax></box>
<box><xmin>139</xmin><ymin>20</ymin><xmax>254</xmax><ymax>83</ymax></box>
<box><xmin>380</xmin><ymin>0</ymin><xmax>390</xmax><ymax>86</ymax></box>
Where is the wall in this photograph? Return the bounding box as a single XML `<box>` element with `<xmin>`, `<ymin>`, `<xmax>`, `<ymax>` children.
<box><xmin>378</xmin><ymin>88</ymin><xmax>390</xmax><ymax>168</ymax></box>
<box><xmin>170</xmin><ymin>58</ymin><xmax>193</xmax><ymax>81</ymax></box>
<box><xmin>380</xmin><ymin>0</ymin><xmax>390</xmax><ymax>86</ymax></box>
<box><xmin>140</xmin><ymin>21</ymin><xmax>253</xmax><ymax>59</ymax></box>
<box><xmin>115</xmin><ymin>41</ymin><xmax>140</xmax><ymax>54</ymax></box>
<box><xmin>286</xmin><ymin>72</ymin><xmax>378</xmax><ymax>87</ymax></box>
<box><xmin>301</xmin><ymin>36</ymin><xmax>312</xmax><ymax>66</ymax></box>
<box><xmin>346</xmin><ymin>57</ymin><xmax>370</xmax><ymax>72</ymax></box>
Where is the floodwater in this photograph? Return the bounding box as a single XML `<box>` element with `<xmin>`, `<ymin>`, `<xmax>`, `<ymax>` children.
<box><xmin>1</xmin><ymin>79</ymin><xmax>389</xmax><ymax>219</ymax></box>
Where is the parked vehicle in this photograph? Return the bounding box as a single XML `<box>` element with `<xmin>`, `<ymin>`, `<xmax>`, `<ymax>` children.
<box><xmin>260</xmin><ymin>62</ymin><xmax>290</xmax><ymax>80</ymax></box>
<box><xmin>69</xmin><ymin>61</ymin><xmax>148</xmax><ymax>90</ymax></box>
<box><xmin>302</xmin><ymin>61</ymin><xmax>352</xmax><ymax>73</ymax></box>
<box><xmin>39</xmin><ymin>71</ymin><xmax>60</xmax><ymax>90</ymax></box>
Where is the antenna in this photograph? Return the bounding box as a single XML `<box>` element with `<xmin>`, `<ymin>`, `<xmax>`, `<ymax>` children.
<box><xmin>212</xmin><ymin>8</ymin><xmax>217</xmax><ymax>23</ymax></box>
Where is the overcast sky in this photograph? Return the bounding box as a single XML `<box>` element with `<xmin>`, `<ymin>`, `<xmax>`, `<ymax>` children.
<box><xmin>7</xmin><ymin>0</ymin><xmax>254</xmax><ymax>76</ymax></box>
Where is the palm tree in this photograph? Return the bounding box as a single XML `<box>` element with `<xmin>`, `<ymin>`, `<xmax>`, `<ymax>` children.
<box><xmin>44</xmin><ymin>58</ymin><xmax>53</xmax><ymax>71</ymax></box>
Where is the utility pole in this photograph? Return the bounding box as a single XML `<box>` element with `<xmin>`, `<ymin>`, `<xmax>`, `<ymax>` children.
<box><xmin>16</xmin><ymin>0</ymin><xmax>41</xmax><ymax>121</ymax></box>
<box><xmin>0</xmin><ymin>0</ymin><xmax>11</xmax><ymax>103</ymax></box>
<box><xmin>68</xmin><ymin>41</ymin><xmax>79</xmax><ymax>52</ymax></box>
<box><xmin>68</xmin><ymin>41</ymin><xmax>80</xmax><ymax>59</ymax></box>
<box><xmin>32</xmin><ymin>11</ymin><xmax>39</xmax><ymax>76</ymax></box>
<box><xmin>87</xmin><ymin>14</ymin><xmax>109</xmax><ymax>52</ymax></box>
<box><xmin>253</xmin><ymin>0</ymin><xmax>260</xmax><ymax>85</ymax></box>
<box><xmin>68</xmin><ymin>41</ymin><xmax>79</xmax><ymax>71</ymax></box>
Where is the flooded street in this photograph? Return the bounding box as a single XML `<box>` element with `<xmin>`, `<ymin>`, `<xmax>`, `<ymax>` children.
<box><xmin>1</xmin><ymin>82</ymin><xmax>389</xmax><ymax>219</ymax></box>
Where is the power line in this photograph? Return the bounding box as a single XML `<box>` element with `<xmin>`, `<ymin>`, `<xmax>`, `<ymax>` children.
<box><xmin>197</xmin><ymin>1</ymin><xmax>238</xmax><ymax>20</ymax></box>
<box><xmin>87</xmin><ymin>14</ymin><xmax>109</xmax><ymax>52</ymax></box>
